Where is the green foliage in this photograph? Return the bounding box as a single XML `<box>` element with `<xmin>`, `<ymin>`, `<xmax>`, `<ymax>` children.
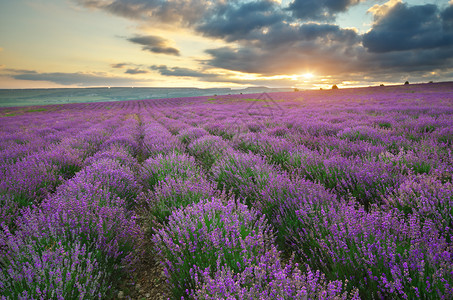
<box><xmin>378</xmin><ymin>122</ymin><xmax>392</xmax><ymax>129</ymax></box>
<box><xmin>26</xmin><ymin>108</ymin><xmax>48</xmax><ymax>112</ymax></box>
<box><xmin>145</xmin><ymin>177</ymin><xmax>217</xmax><ymax>225</ymax></box>
<box><xmin>141</xmin><ymin>152</ymin><xmax>199</xmax><ymax>191</ymax></box>
<box><xmin>152</xmin><ymin>199</ymin><xmax>273</xmax><ymax>299</ymax></box>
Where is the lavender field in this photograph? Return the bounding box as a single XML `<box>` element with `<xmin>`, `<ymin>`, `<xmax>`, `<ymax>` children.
<box><xmin>1</xmin><ymin>82</ymin><xmax>453</xmax><ymax>299</ymax></box>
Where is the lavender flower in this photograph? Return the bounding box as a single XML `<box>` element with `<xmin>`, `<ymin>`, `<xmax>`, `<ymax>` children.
<box><xmin>387</xmin><ymin>174</ymin><xmax>453</xmax><ymax>240</ymax></box>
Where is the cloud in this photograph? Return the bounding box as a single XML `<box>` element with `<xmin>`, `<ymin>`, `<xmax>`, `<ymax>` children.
<box><xmin>367</xmin><ymin>0</ymin><xmax>401</xmax><ymax>21</ymax></box>
<box><xmin>442</xmin><ymin>4</ymin><xmax>453</xmax><ymax>30</ymax></box>
<box><xmin>150</xmin><ymin>65</ymin><xmax>216</xmax><ymax>78</ymax></box>
<box><xmin>5</xmin><ymin>69</ymin><xmax>150</xmax><ymax>86</ymax></box>
<box><xmin>127</xmin><ymin>35</ymin><xmax>180</xmax><ymax>56</ymax></box>
<box><xmin>204</xmin><ymin>22</ymin><xmax>362</xmax><ymax>75</ymax></box>
<box><xmin>74</xmin><ymin>0</ymin><xmax>453</xmax><ymax>85</ymax></box>
<box><xmin>149</xmin><ymin>64</ymin><xmax>312</xmax><ymax>86</ymax></box>
<box><xmin>288</xmin><ymin>0</ymin><xmax>363</xmax><ymax>21</ymax></box>
<box><xmin>111</xmin><ymin>63</ymin><xmax>128</xmax><ymax>68</ymax></box>
<box><xmin>76</xmin><ymin>0</ymin><xmax>209</xmax><ymax>25</ymax></box>
<box><xmin>0</xmin><ymin>47</ymin><xmax>3</xmax><ymax>52</ymax></box>
<box><xmin>76</xmin><ymin>0</ymin><xmax>289</xmax><ymax>42</ymax></box>
<box><xmin>196</xmin><ymin>0</ymin><xmax>286</xmax><ymax>42</ymax></box>
<box><xmin>76</xmin><ymin>0</ymin><xmax>364</xmax><ymax>26</ymax></box>
<box><xmin>5</xmin><ymin>69</ymin><xmax>38</xmax><ymax>75</ymax></box>
<box><xmin>363</xmin><ymin>2</ymin><xmax>453</xmax><ymax>53</ymax></box>
<box><xmin>125</xmin><ymin>68</ymin><xmax>149</xmax><ymax>74</ymax></box>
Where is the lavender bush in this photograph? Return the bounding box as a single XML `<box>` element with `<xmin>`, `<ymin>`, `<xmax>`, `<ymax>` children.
<box><xmin>387</xmin><ymin>174</ymin><xmax>453</xmax><ymax>240</ymax></box>
<box><xmin>140</xmin><ymin>151</ymin><xmax>200</xmax><ymax>191</ymax></box>
<box><xmin>68</xmin><ymin>158</ymin><xmax>140</xmax><ymax>208</ymax></box>
<box><xmin>292</xmin><ymin>201</ymin><xmax>453</xmax><ymax>299</ymax></box>
<box><xmin>187</xmin><ymin>135</ymin><xmax>232</xmax><ymax>169</ymax></box>
<box><xmin>176</xmin><ymin>127</ymin><xmax>209</xmax><ymax>144</ymax></box>
<box><xmin>211</xmin><ymin>151</ymin><xmax>276</xmax><ymax>205</ymax></box>
<box><xmin>84</xmin><ymin>144</ymin><xmax>138</xmax><ymax>170</ymax></box>
<box><xmin>192</xmin><ymin>248</ymin><xmax>359</xmax><ymax>300</ymax></box>
<box><xmin>0</xmin><ymin>177</ymin><xmax>142</xmax><ymax>298</ymax></box>
<box><xmin>142</xmin><ymin>175</ymin><xmax>219</xmax><ymax>225</ymax></box>
<box><xmin>152</xmin><ymin>198</ymin><xmax>274</xmax><ymax>299</ymax></box>
<box><xmin>0</xmin><ymin>234</ymin><xmax>111</xmax><ymax>299</ymax></box>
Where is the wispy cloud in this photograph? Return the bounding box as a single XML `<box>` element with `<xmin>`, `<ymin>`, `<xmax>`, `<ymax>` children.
<box><xmin>111</xmin><ymin>63</ymin><xmax>128</xmax><ymax>69</ymax></box>
<box><xmin>127</xmin><ymin>35</ymin><xmax>180</xmax><ymax>56</ymax></box>
<box><xmin>4</xmin><ymin>69</ymin><xmax>151</xmax><ymax>86</ymax></box>
<box><xmin>125</xmin><ymin>68</ymin><xmax>149</xmax><ymax>74</ymax></box>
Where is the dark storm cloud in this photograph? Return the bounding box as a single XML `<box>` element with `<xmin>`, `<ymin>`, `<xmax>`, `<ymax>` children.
<box><xmin>196</xmin><ymin>0</ymin><xmax>286</xmax><ymax>41</ymax></box>
<box><xmin>8</xmin><ymin>70</ymin><xmax>148</xmax><ymax>86</ymax></box>
<box><xmin>204</xmin><ymin>22</ymin><xmax>362</xmax><ymax>75</ymax></box>
<box><xmin>363</xmin><ymin>2</ymin><xmax>453</xmax><ymax>53</ymax></box>
<box><xmin>360</xmin><ymin>45</ymin><xmax>453</xmax><ymax>75</ymax></box>
<box><xmin>125</xmin><ymin>68</ymin><xmax>149</xmax><ymax>74</ymax></box>
<box><xmin>127</xmin><ymin>35</ymin><xmax>180</xmax><ymax>56</ymax></box>
<box><xmin>287</xmin><ymin>0</ymin><xmax>363</xmax><ymax>21</ymax></box>
<box><xmin>441</xmin><ymin>4</ymin><xmax>453</xmax><ymax>30</ymax></box>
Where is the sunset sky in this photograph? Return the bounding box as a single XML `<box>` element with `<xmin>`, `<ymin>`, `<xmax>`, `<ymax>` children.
<box><xmin>1</xmin><ymin>0</ymin><xmax>453</xmax><ymax>89</ymax></box>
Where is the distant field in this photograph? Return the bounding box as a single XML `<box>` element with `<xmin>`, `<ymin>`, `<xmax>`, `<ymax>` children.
<box><xmin>1</xmin><ymin>82</ymin><xmax>453</xmax><ymax>299</ymax></box>
<box><xmin>0</xmin><ymin>86</ymin><xmax>292</xmax><ymax>107</ymax></box>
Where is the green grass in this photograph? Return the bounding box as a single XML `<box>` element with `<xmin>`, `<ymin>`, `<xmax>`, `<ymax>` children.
<box><xmin>1</xmin><ymin>113</ymin><xmax>19</xmax><ymax>117</ymax></box>
<box><xmin>26</xmin><ymin>108</ymin><xmax>48</xmax><ymax>112</ymax></box>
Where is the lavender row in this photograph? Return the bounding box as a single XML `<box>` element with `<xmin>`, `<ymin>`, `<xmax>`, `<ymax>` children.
<box><xmin>0</xmin><ymin>144</ymin><xmax>143</xmax><ymax>299</ymax></box>
<box><xmin>0</xmin><ymin>109</ymin><xmax>122</xmax><ymax>164</ymax></box>
<box><xmin>0</xmin><ymin>119</ymin><xmax>128</xmax><ymax>228</ymax></box>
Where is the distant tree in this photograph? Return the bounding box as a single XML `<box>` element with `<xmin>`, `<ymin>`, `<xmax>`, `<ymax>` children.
<box><xmin>429</xmin><ymin>81</ymin><xmax>434</xmax><ymax>84</ymax></box>
<box><xmin>294</xmin><ymin>88</ymin><xmax>300</xmax><ymax>92</ymax></box>
<box><xmin>331</xmin><ymin>84</ymin><xmax>338</xmax><ymax>90</ymax></box>
<box><xmin>404</xmin><ymin>81</ymin><xmax>409</xmax><ymax>85</ymax></box>
<box><xmin>380</xmin><ymin>84</ymin><xmax>384</xmax><ymax>86</ymax></box>
<box><xmin>320</xmin><ymin>88</ymin><xmax>323</xmax><ymax>90</ymax></box>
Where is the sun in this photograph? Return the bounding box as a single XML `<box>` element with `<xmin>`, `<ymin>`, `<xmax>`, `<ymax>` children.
<box><xmin>303</xmin><ymin>73</ymin><xmax>314</xmax><ymax>79</ymax></box>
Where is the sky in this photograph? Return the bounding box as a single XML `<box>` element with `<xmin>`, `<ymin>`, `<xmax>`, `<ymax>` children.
<box><xmin>1</xmin><ymin>0</ymin><xmax>453</xmax><ymax>89</ymax></box>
